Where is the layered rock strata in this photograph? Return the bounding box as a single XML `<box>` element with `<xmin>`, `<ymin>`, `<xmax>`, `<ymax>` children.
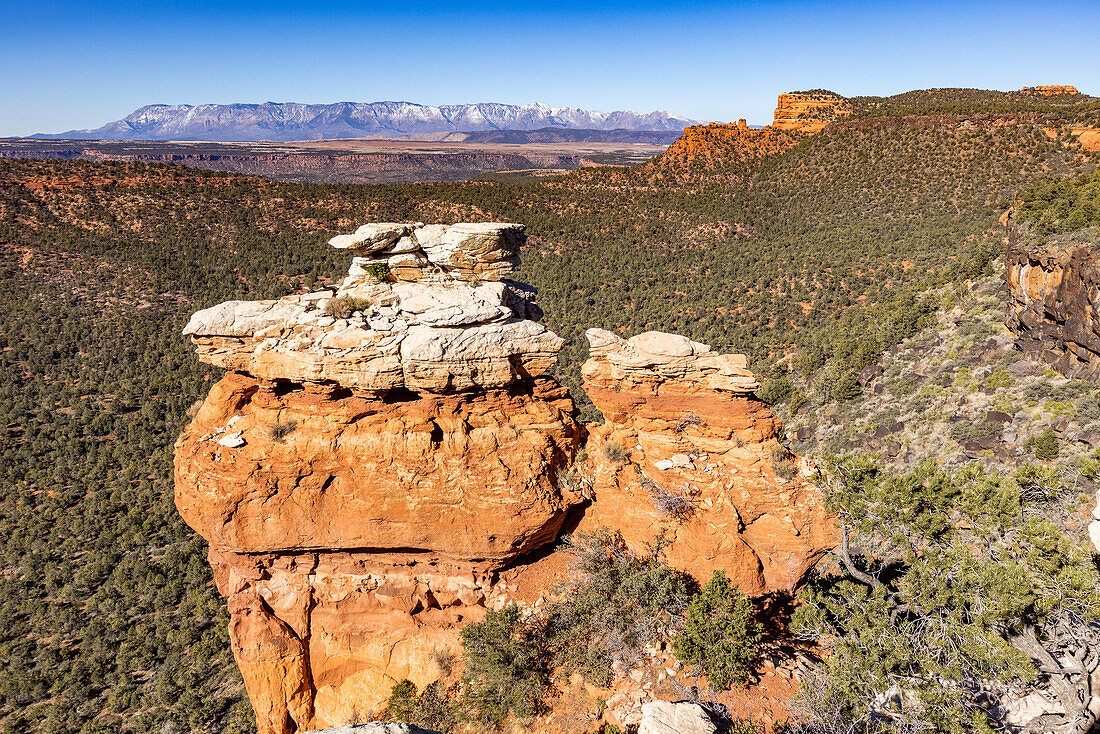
<box><xmin>183</xmin><ymin>222</ymin><xmax>560</xmax><ymax>394</ymax></box>
<box><xmin>771</xmin><ymin>92</ymin><xmax>852</xmax><ymax>134</ymax></box>
<box><xmin>176</xmin><ymin>222</ymin><xmax>583</xmax><ymax>732</ymax></box>
<box><xmin>1005</xmin><ymin>233</ymin><xmax>1100</xmax><ymax>381</ymax></box>
<box><xmin>175</xmin><ymin>222</ymin><xmax>833</xmax><ymax>732</ymax></box>
<box><xmin>577</xmin><ymin>329</ymin><xmax>834</xmax><ymax>595</ymax></box>
<box><xmin>1021</xmin><ymin>84</ymin><xmax>1080</xmax><ymax>96</ymax></box>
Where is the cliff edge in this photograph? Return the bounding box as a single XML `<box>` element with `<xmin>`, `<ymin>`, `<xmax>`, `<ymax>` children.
<box><xmin>174</xmin><ymin>222</ymin><xmax>834</xmax><ymax>732</ymax></box>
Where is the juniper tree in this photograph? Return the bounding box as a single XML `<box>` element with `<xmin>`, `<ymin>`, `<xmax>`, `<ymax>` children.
<box><xmin>792</xmin><ymin>456</ymin><xmax>1100</xmax><ymax>734</ymax></box>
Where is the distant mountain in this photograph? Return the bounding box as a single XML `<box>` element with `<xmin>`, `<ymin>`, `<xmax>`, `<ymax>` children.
<box><xmin>32</xmin><ymin>102</ymin><xmax>701</xmax><ymax>141</ymax></box>
<box><xmin>423</xmin><ymin>127</ymin><xmax>686</xmax><ymax>144</ymax></box>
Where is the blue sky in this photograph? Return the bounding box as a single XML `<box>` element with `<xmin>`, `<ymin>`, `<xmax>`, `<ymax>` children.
<box><xmin>2</xmin><ymin>0</ymin><xmax>1098</xmax><ymax>136</ymax></box>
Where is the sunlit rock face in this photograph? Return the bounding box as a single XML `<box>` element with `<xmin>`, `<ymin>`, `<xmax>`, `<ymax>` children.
<box><xmin>577</xmin><ymin>329</ymin><xmax>835</xmax><ymax>596</ymax></box>
<box><xmin>175</xmin><ymin>222</ymin><xmax>833</xmax><ymax>733</ymax></box>
<box><xmin>1005</xmin><ymin>234</ymin><xmax>1100</xmax><ymax>381</ymax></box>
<box><xmin>771</xmin><ymin>91</ymin><xmax>852</xmax><ymax>134</ymax></box>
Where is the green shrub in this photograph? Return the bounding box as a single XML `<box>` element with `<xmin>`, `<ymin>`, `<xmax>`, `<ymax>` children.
<box><xmin>795</xmin><ymin>346</ymin><xmax>826</xmax><ymax>376</ymax></box>
<box><xmin>460</xmin><ymin>604</ymin><xmax>548</xmax><ymax>724</ymax></box>
<box><xmin>1080</xmin><ymin>450</ymin><xmax>1100</xmax><ymax>481</ymax></box>
<box><xmin>542</xmin><ymin>530</ymin><xmax>692</xmax><ymax>686</ymax></box>
<box><xmin>794</xmin><ymin>456</ymin><xmax>1100</xmax><ymax>733</ymax></box>
<box><xmin>758</xmin><ymin>376</ymin><xmax>794</xmax><ymax>405</ymax></box>
<box><xmin>1024</xmin><ymin>426</ymin><xmax>1059</xmax><ymax>460</ymax></box>
<box><xmin>1013</xmin><ymin>462</ymin><xmax>1067</xmax><ymax>502</ymax></box>
<box><xmin>831</xmin><ymin>371</ymin><xmax>861</xmax><ymax>401</ymax></box>
<box><xmin>788</xmin><ymin>389</ymin><xmax>808</xmax><ymax>414</ymax></box>
<box><xmin>367</xmin><ymin>262</ymin><xmax>393</xmax><ymax>282</ymax></box>
<box><xmin>984</xmin><ymin>367</ymin><xmax>1015</xmax><ymax>389</ymax></box>
<box><xmin>672</xmin><ymin>569</ymin><xmax>760</xmax><ymax>690</ymax></box>
<box><xmin>384</xmin><ymin>679</ymin><xmax>459</xmax><ymax>731</ymax></box>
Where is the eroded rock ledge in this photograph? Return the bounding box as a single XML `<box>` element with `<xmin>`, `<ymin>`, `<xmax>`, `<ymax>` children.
<box><xmin>578</xmin><ymin>329</ymin><xmax>833</xmax><ymax>595</ymax></box>
<box><xmin>174</xmin><ymin>222</ymin><xmax>835</xmax><ymax>733</ymax></box>
<box><xmin>1005</xmin><ymin>232</ymin><xmax>1100</xmax><ymax>381</ymax></box>
<box><xmin>183</xmin><ymin>222</ymin><xmax>559</xmax><ymax>393</ymax></box>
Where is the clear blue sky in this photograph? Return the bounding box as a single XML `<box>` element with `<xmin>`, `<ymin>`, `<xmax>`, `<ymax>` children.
<box><xmin>2</xmin><ymin>0</ymin><xmax>1098</xmax><ymax>137</ymax></box>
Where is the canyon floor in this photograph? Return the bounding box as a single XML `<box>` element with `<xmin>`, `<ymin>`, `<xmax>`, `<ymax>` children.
<box><xmin>0</xmin><ymin>137</ymin><xmax>672</xmax><ymax>184</ymax></box>
<box><xmin>1</xmin><ymin>86</ymin><xmax>1099</xmax><ymax>734</ymax></box>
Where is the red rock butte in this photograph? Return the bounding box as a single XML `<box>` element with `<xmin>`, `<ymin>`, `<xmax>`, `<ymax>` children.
<box><xmin>771</xmin><ymin>91</ymin><xmax>852</xmax><ymax>133</ymax></box>
<box><xmin>1021</xmin><ymin>84</ymin><xmax>1080</xmax><ymax>96</ymax></box>
<box><xmin>174</xmin><ymin>221</ymin><xmax>836</xmax><ymax>733</ymax></box>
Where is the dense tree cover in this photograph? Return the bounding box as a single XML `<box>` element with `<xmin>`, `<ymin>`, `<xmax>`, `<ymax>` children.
<box><xmin>792</xmin><ymin>457</ymin><xmax>1100</xmax><ymax>734</ymax></box>
<box><xmin>1017</xmin><ymin>167</ymin><xmax>1100</xmax><ymax>235</ymax></box>
<box><xmin>0</xmin><ymin>100</ymin><xmax>1096</xmax><ymax>731</ymax></box>
<box><xmin>850</xmin><ymin>88</ymin><xmax>1100</xmax><ymax>123</ymax></box>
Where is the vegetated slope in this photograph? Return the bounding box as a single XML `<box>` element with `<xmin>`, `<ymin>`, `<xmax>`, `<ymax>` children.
<box><xmin>0</xmin><ymin>89</ymin><xmax>1097</xmax><ymax>732</ymax></box>
<box><xmin>744</xmin><ymin>169</ymin><xmax>1100</xmax><ymax>734</ymax></box>
<box><xmin>850</xmin><ymin>86</ymin><xmax>1100</xmax><ymax>120</ymax></box>
<box><xmin>638</xmin><ymin>122</ymin><xmax>802</xmax><ymax>184</ymax></box>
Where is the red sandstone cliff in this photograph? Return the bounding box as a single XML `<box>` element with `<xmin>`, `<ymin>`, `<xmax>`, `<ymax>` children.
<box><xmin>643</xmin><ymin>121</ymin><xmax>801</xmax><ymax>182</ymax></box>
<box><xmin>1021</xmin><ymin>84</ymin><xmax>1080</xmax><ymax>96</ymax></box>
<box><xmin>174</xmin><ymin>221</ymin><xmax>834</xmax><ymax>732</ymax></box>
<box><xmin>771</xmin><ymin>91</ymin><xmax>852</xmax><ymax>134</ymax></box>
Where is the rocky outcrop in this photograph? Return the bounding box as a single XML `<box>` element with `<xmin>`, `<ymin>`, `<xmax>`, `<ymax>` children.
<box><xmin>772</xmin><ymin>91</ymin><xmax>852</xmax><ymax>134</ymax></box>
<box><xmin>637</xmin><ymin>700</ymin><xmax>717</xmax><ymax>734</ymax></box>
<box><xmin>644</xmin><ymin>122</ymin><xmax>801</xmax><ymax>182</ymax></box>
<box><xmin>304</xmin><ymin>725</ymin><xmax>439</xmax><ymax>734</ymax></box>
<box><xmin>177</xmin><ymin>222</ymin><xmax>583</xmax><ymax>732</ymax></box>
<box><xmin>1021</xmin><ymin>85</ymin><xmax>1080</xmax><ymax>96</ymax></box>
<box><xmin>1005</xmin><ymin>232</ymin><xmax>1100</xmax><ymax>381</ymax></box>
<box><xmin>577</xmin><ymin>330</ymin><xmax>835</xmax><ymax>595</ymax></box>
<box><xmin>176</xmin><ymin>372</ymin><xmax>579</xmax><ymax>560</ymax></box>
<box><xmin>175</xmin><ymin>222</ymin><xmax>833</xmax><ymax>732</ymax></box>
<box><xmin>183</xmin><ymin>222</ymin><xmax>561</xmax><ymax>394</ymax></box>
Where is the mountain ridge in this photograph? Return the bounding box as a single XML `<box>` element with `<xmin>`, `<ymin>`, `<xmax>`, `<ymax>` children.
<box><xmin>32</xmin><ymin>100</ymin><xmax>702</xmax><ymax>141</ymax></box>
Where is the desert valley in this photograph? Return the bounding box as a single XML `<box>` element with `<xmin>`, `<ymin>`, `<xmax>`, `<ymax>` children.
<box><xmin>2</xmin><ymin>74</ymin><xmax>1100</xmax><ymax>734</ymax></box>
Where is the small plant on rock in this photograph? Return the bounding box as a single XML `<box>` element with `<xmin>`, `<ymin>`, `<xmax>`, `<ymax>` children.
<box><xmin>674</xmin><ymin>412</ymin><xmax>704</xmax><ymax>432</ymax></box>
<box><xmin>324</xmin><ymin>295</ymin><xmax>372</xmax><ymax>319</ymax></box>
<box><xmin>367</xmin><ymin>262</ymin><xmax>392</xmax><ymax>282</ymax></box>
<box><xmin>268</xmin><ymin>419</ymin><xmax>297</xmax><ymax>443</ymax></box>
<box><xmin>601</xmin><ymin>440</ymin><xmax>628</xmax><ymax>463</ymax></box>
<box><xmin>771</xmin><ymin>444</ymin><xmax>798</xmax><ymax>480</ymax></box>
<box><xmin>645</xmin><ymin>479</ymin><xmax>699</xmax><ymax>519</ymax></box>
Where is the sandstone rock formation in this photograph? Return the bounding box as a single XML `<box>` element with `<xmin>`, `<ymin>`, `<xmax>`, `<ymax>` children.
<box><xmin>177</xmin><ymin>222</ymin><xmax>583</xmax><ymax>732</ymax></box>
<box><xmin>772</xmin><ymin>91</ymin><xmax>852</xmax><ymax>134</ymax></box>
<box><xmin>1005</xmin><ymin>232</ymin><xmax>1100</xmax><ymax>381</ymax></box>
<box><xmin>1021</xmin><ymin>84</ymin><xmax>1080</xmax><ymax>96</ymax></box>
<box><xmin>175</xmin><ymin>222</ymin><xmax>833</xmax><ymax>732</ymax></box>
<box><xmin>183</xmin><ymin>222</ymin><xmax>560</xmax><ymax>394</ymax></box>
<box><xmin>576</xmin><ymin>329</ymin><xmax>835</xmax><ymax>595</ymax></box>
<box><xmin>644</xmin><ymin>122</ymin><xmax>801</xmax><ymax>180</ymax></box>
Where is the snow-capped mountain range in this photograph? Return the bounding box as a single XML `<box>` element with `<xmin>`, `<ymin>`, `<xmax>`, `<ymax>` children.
<box><xmin>33</xmin><ymin>101</ymin><xmax>701</xmax><ymax>141</ymax></box>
